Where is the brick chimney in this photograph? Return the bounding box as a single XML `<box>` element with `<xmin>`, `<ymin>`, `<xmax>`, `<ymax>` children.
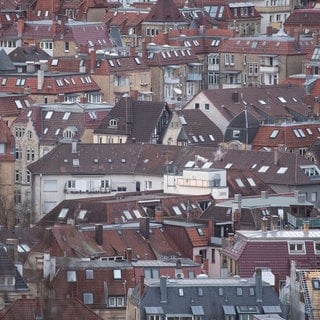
<box><xmin>139</xmin><ymin>217</ymin><xmax>150</xmax><ymax>239</ymax></box>
<box><xmin>89</xmin><ymin>48</ymin><xmax>96</xmax><ymax>74</ymax></box>
<box><xmin>17</xmin><ymin>18</ymin><xmax>24</xmax><ymax>37</ymax></box>
<box><xmin>95</xmin><ymin>224</ymin><xmax>103</xmax><ymax>245</ymax></box>
<box><xmin>155</xmin><ymin>206</ymin><xmax>164</xmax><ymax>223</ymax></box>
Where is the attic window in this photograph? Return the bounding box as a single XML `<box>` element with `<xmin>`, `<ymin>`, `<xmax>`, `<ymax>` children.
<box><xmin>237</xmin><ymin>287</ymin><xmax>243</xmax><ymax>295</ymax></box>
<box><xmin>83</xmin><ymin>293</ymin><xmax>93</xmax><ymax>304</ymax></box>
<box><xmin>235</xmin><ymin>178</ymin><xmax>244</xmax><ymax>187</ymax></box>
<box><xmin>73</xmin><ymin>159</ymin><xmax>79</xmax><ymax>166</ymax></box>
<box><xmin>78</xmin><ymin>210</ymin><xmax>87</xmax><ymax>220</ymax></box>
<box><xmin>258</xmin><ymin>99</ymin><xmax>266</xmax><ymax>105</ymax></box>
<box><xmin>15</xmin><ymin>100</ymin><xmax>23</xmax><ymax>109</ymax></box>
<box><xmin>225</xmin><ymin>163</ymin><xmax>233</xmax><ymax>169</ymax></box>
<box><xmin>51</xmin><ymin>59</ymin><xmax>58</xmax><ymax>66</ymax></box>
<box><xmin>43</xmin><ymin>128</ymin><xmax>48</xmax><ymax>134</ymax></box>
<box><xmin>306</xmin><ymin>128</ymin><xmax>313</xmax><ymax>135</ymax></box>
<box><xmin>311</xmin><ymin>48</ymin><xmax>320</xmax><ymax>60</ymax></box>
<box><xmin>246</xmin><ymin>177</ymin><xmax>256</xmax><ymax>186</ymax></box>
<box><xmin>85</xmin><ymin>269</ymin><xmax>94</xmax><ymax>280</ymax></box>
<box><xmin>135</xmin><ymin>57</ymin><xmax>141</xmax><ymax>65</ymax></box>
<box><xmin>178</xmin><ymin>288</ymin><xmax>184</xmax><ymax>296</ymax></box>
<box><xmin>123</xmin><ymin>210</ymin><xmax>133</xmax><ymax>220</ymax></box>
<box><xmin>63</xmin><ymin>112</ymin><xmax>71</xmax><ymax>120</ymax></box>
<box><xmin>58</xmin><ymin>208</ymin><xmax>69</xmax><ymax>219</ymax></box>
<box><xmin>16</xmin><ymin>78</ymin><xmax>25</xmax><ymax>86</ymax></box>
<box><xmin>197</xmin><ymin>228</ymin><xmax>204</xmax><ymax>236</ymax></box>
<box><xmin>55</xmin><ymin>128</ymin><xmax>60</xmax><ymax>135</ymax></box>
<box><xmin>45</xmin><ymin>111</ymin><xmax>53</xmax><ymax>119</ymax></box>
<box><xmin>232</xmin><ymin>130</ymin><xmax>240</xmax><ymax>138</ymax></box>
<box><xmin>172</xmin><ymin>206</ymin><xmax>182</xmax><ymax>215</ymax></box>
<box><xmin>109</xmin><ymin>119</ymin><xmax>117</xmax><ymax>126</ymax></box>
<box><xmin>278</xmin><ymin>97</ymin><xmax>286</xmax><ymax>103</ymax></box>
<box><xmin>270</xmin><ymin>130</ymin><xmax>279</xmax><ymax>138</ymax></box>
<box><xmin>89</xmin><ymin>112</ymin><xmax>97</xmax><ymax>120</ymax></box>
<box><xmin>258</xmin><ymin>165</ymin><xmax>269</xmax><ymax>173</ymax></box>
<box><xmin>27</xmin><ymin>110</ymin><xmax>32</xmax><ymax>117</ymax></box>
<box><xmin>133</xmin><ymin>210</ymin><xmax>142</xmax><ymax>218</ymax></box>
<box><xmin>277</xmin><ymin>167</ymin><xmax>288</xmax><ymax>174</ymax></box>
<box><xmin>108</xmin><ymin>60</ymin><xmax>115</xmax><ymax>67</ymax></box>
<box><xmin>2</xmin><ymin>78</ymin><xmax>7</xmax><ymax>85</ymax></box>
<box><xmin>209</xmin><ymin>135</ymin><xmax>215</xmax><ymax>141</ymax></box>
<box><xmin>185</xmin><ymin>161</ymin><xmax>195</xmax><ymax>168</ymax></box>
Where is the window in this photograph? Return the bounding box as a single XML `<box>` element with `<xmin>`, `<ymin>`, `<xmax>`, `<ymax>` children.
<box><xmin>233</xmin><ymin>130</ymin><xmax>240</xmax><ymax>138</ymax></box>
<box><xmin>67</xmin><ymin>180</ymin><xmax>76</xmax><ymax>189</ymax></box>
<box><xmin>205</xmin><ymin>103</ymin><xmax>209</xmax><ymax>110</ymax></box>
<box><xmin>314</xmin><ymin>242</ymin><xmax>320</xmax><ymax>254</ymax></box>
<box><xmin>64</xmin><ymin>42</ymin><xmax>69</xmax><ymax>52</ymax></box>
<box><xmin>67</xmin><ymin>270</ymin><xmax>76</xmax><ymax>282</ymax></box>
<box><xmin>195</xmin><ymin>103</ymin><xmax>200</xmax><ymax>109</ymax></box>
<box><xmin>109</xmin><ymin>119</ymin><xmax>117</xmax><ymax>126</ymax></box>
<box><xmin>101</xmin><ymin>180</ymin><xmax>109</xmax><ymax>189</ymax></box>
<box><xmin>108</xmin><ymin>296</ymin><xmax>125</xmax><ymax>307</ymax></box>
<box><xmin>225</xmin><ymin>54</ymin><xmax>234</xmax><ymax>65</ymax></box>
<box><xmin>85</xmin><ymin>269</ymin><xmax>94</xmax><ymax>279</ymax></box>
<box><xmin>113</xmin><ymin>269</ymin><xmax>121</xmax><ymax>279</ymax></box>
<box><xmin>312</xmin><ymin>280</ymin><xmax>320</xmax><ymax>289</ymax></box>
<box><xmin>144</xmin><ymin>268</ymin><xmax>159</xmax><ymax>279</ymax></box>
<box><xmin>288</xmin><ymin>242</ymin><xmax>306</xmax><ymax>254</ymax></box>
<box><xmin>83</xmin><ymin>293</ymin><xmax>93</xmax><ymax>304</ymax></box>
<box><xmin>237</xmin><ymin>287</ymin><xmax>243</xmax><ymax>295</ymax></box>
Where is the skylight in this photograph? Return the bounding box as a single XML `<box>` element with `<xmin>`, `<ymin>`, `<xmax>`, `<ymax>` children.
<box><xmin>123</xmin><ymin>210</ymin><xmax>133</xmax><ymax>219</ymax></box>
<box><xmin>246</xmin><ymin>177</ymin><xmax>256</xmax><ymax>186</ymax></box>
<box><xmin>209</xmin><ymin>134</ymin><xmax>215</xmax><ymax>141</ymax></box>
<box><xmin>78</xmin><ymin>210</ymin><xmax>87</xmax><ymax>219</ymax></box>
<box><xmin>58</xmin><ymin>208</ymin><xmax>69</xmax><ymax>219</ymax></box>
<box><xmin>235</xmin><ymin>178</ymin><xmax>245</xmax><ymax>187</ymax></box>
<box><xmin>15</xmin><ymin>100</ymin><xmax>23</xmax><ymax>109</ymax></box>
<box><xmin>306</xmin><ymin>128</ymin><xmax>313</xmax><ymax>135</ymax></box>
<box><xmin>63</xmin><ymin>112</ymin><xmax>71</xmax><ymax>120</ymax></box>
<box><xmin>277</xmin><ymin>167</ymin><xmax>288</xmax><ymax>174</ymax></box>
<box><xmin>45</xmin><ymin>111</ymin><xmax>53</xmax><ymax>119</ymax></box>
<box><xmin>278</xmin><ymin>97</ymin><xmax>286</xmax><ymax>103</ymax></box>
<box><xmin>225</xmin><ymin>163</ymin><xmax>233</xmax><ymax>169</ymax></box>
<box><xmin>259</xmin><ymin>99</ymin><xmax>266</xmax><ymax>105</ymax></box>
<box><xmin>258</xmin><ymin>165</ymin><xmax>270</xmax><ymax>173</ymax></box>
<box><xmin>134</xmin><ymin>57</ymin><xmax>141</xmax><ymax>65</ymax></box>
<box><xmin>172</xmin><ymin>206</ymin><xmax>182</xmax><ymax>215</ymax></box>
<box><xmin>133</xmin><ymin>210</ymin><xmax>142</xmax><ymax>218</ymax></box>
<box><xmin>270</xmin><ymin>129</ymin><xmax>279</xmax><ymax>138</ymax></box>
<box><xmin>185</xmin><ymin>161</ymin><xmax>195</xmax><ymax>168</ymax></box>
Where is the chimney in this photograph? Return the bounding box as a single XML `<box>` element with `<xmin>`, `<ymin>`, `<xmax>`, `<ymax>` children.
<box><xmin>232</xmin><ymin>208</ymin><xmax>241</xmax><ymax>231</ymax></box>
<box><xmin>126</xmin><ymin>247</ymin><xmax>133</xmax><ymax>260</ymax></box>
<box><xmin>208</xmin><ymin>219</ymin><xmax>214</xmax><ymax>237</ymax></box>
<box><xmin>194</xmin><ymin>254</ymin><xmax>202</xmax><ymax>264</ymax></box>
<box><xmin>37</xmin><ymin>69</ymin><xmax>44</xmax><ymax>90</ymax></box>
<box><xmin>266</xmin><ymin>25</ymin><xmax>273</xmax><ymax>36</ymax></box>
<box><xmin>130</xmin><ymin>45</ymin><xmax>136</xmax><ymax>56</ymax></box>
<box><xmin>199</xmin><ymin>25</ymin><xmax>205</xmax><ymax>35</ymax></box>
<box><xmin>303</xmin><ymin>220</ymin><xmax>309</xmax><ymax>234</ymax></box>
<box><xmin>232</xmin><ymin>91</ymin><xmax>240</xmax><ymax>103</ymax></box>
<box><xmin>261</xmin><ymin>216</ymin><xmax>268</xmax><ymax>232</ymax></box>
<box><xmin>89</xmin><ymin>49</ymin><xmax>96</xmax><ymax>74</ymax></box>
<box><xmin>274</xmin><ymin>147</ymin><xmax>279</xmax><ymax>165</ymax></box>
<box><xmin>44</xmin><ymin>227</ymin><xmax>52</xmax><ymax>247</ymax></box>
<box><xmin>313</xmin><ymin>32</ymin><xmax>319</xmax><ymax>46</ymax></box>
<box><xmin>17</xmin><ymin>18</ymin><xmax>24</xmax><ymax>36</ymax></box>
<box><xmin>95</xmin><ymin>224</ymin><xmax>103</xmax><ymax>245</ymax></box>
<box><xmin>163</xmin><ymin>32</ymin><xmax>169</xmax><ymax>45</ymax></box>
<box><xmin>227</xmin><ymin>233</ymin><xmax>234</xmax><ymax>247</ymax></box>
<box><xmin>271</xmin><ymin>215</ymin><xmax>278</xmax><ymax>230</ymax></box>
<box><xmin>160</xmin><ymin>276</ymin><xmax>167</xmax><ymax>303</ymax></box>
<box><xmin>140</xmin><ymin>275</ymin><xmax>145</xmax><ymax>297</ymax></box>
<box><xmin>51</xmin><ymin>19</ymin><xmax>58</xmax><ymax>36</ymax></box>
<box><xmin>6</xmin><ymin>238</ymin><xmax>18</xmax><ymax>263</ymax></box>
<box><xmin>139</xmin><ymin>217</ymin><xmax>150</xmax><ymax>239</ymax></box>
<box><xmin>71</xmin><ymin>141</ymin><xmax>77</xmax><ymax>153</ymax></box>
<box><xmin>155</xmin><ymin>206</ymin><xmax>164</xmax><ymax>223</ymax></box>
<box><xmin>294</xmin><ymin>29</ymin><xmax>300</xmax><ymax>43</ymax></box>
<box><xmin>255</xmin><ymin>268</ymin><xmax>263</xmax><ymax>302</ymax></box>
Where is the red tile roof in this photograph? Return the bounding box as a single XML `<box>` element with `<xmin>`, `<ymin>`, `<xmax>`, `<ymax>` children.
<box><xmin>252</xmin><ymin>123</ymin><xmax>320</xmax><ymax>150</ymax></box>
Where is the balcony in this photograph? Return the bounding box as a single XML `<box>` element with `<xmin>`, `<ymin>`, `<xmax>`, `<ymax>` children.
<box><xmin>164</xmin><ymin>76</ymin><xmax>180</xmax><ymax>84</ymax></box>
<box><xmin>187</xmin><ymin>73</ymin><xmax>202</xmax><ymax>81</ymax></box>
<box><xmin>260</xmin><ymin>65</ymin><xmax>279</xmax><ymax>73</ymax></box>
<box><xmin>287</xmin><ymin>212</ymin><xmax>320</xmax><ymax>228</ymax></box>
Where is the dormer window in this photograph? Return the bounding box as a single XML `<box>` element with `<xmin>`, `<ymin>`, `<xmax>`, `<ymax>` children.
<box><xmin>109</xmin><ymin>119</ymin><xmax>118</xmax><ymax>127</ymax></box>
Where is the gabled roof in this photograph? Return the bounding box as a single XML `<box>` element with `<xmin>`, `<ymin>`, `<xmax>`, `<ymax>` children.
<box><xmin>8</xmin><ymin>46</ymin><xmax>50</xmax><ymax>64</ymax></box>
<box><xmin>132</xmin><ymin>276</ymin><xmax>283</xmax><ymax>320</ymax></box>
<box><xmin>192</xmin><ymin>85</ymin><xmax>309</xmax><ymax>124</ymax></box>
<box><xmin>176</xmin><ymin>109</ymin><xmax>223</xmax><ymax>147</ymax></box>
<box><xmin>284</xmin><ymin>8</ymin><xmax>320</xmax><ymax>27</ymax></box>
<box><xmin>0</xmin><ymin>74</ymin><xmax>100</xmax><ymax>95</ymax></box>
<box><xmin>94</xmin><ymin>96</ymin><xmax>170</xmax><ymax>143</ymax></box>
<box><xmin>219</xmin><ymin>34</ymin><xmax>313</xmax><ymax>55</ymax></box>
<box><xmin>144</xmin><ymin>0</ymin><xmax>186</xmax><ymax>23</ymax></box>
<box><xmin>252</xmin><ymin>123</ymin><xmax>320</xmax><ymax>150</ymax></box>
<box><xmin>31</xmin><ymin>225</ymin><xmax>106</xmax><ymax>258</ymax></box>
<box><xmin>27</xmin><ymin>143</ymin><xmax>320</xmax><ymax>187</ymax></box>
<box><xmin>36</xmin><ymin>192</ymin><xmax>212</xmax><ymax>226</ymax></box>
<box><xmin>0</xmin><ymin>93</ymin><xmax>31</xmax><ymax>118</ymax></box>
<box><xmin>0</xmin><ymin>297</ymin><xmax>103</xmax><ymax>320</ymax></box>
